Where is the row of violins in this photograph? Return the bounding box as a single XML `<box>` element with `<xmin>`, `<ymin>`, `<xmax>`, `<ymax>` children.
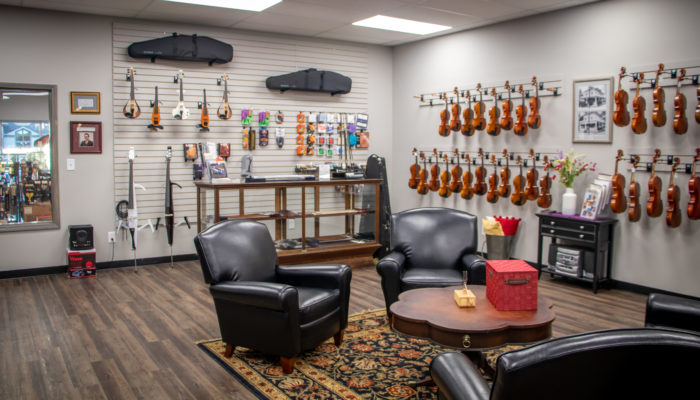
<box><xmin>438</xmin><ymin>77</ymin><xmax>543</xmax><ymax>137</ymax></box>
<box><xmin>610</xmin><ymin>149</ymin><xmax>700</xmax><ymax>227</ymax></box>
<box><xmin>408</xmin><ymin>148</ymin><xmax>554</xmax><ymax>207</ymax></box>
<box><xmin>122</xmin><ymin>67</ymin><xmax>234</xmax><ymax>132</ymax></box>
<box><xmin>614</xmin><ymin>65</ymin><xmax>700</xmax><ymax>134</ymax></box>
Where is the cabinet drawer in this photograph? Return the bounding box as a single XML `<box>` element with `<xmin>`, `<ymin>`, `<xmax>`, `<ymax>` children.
<box><xmin>542</xmin><ymin>217</ymin><xmax>595</xmax><ymax>233</ymax></box>
<box><xmin>541</xmin><ymin>226</ymin><xmax>595</xmax><ymax>242</ymax></box>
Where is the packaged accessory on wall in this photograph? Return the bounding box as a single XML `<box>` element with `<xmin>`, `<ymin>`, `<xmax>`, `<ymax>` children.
<box><xmin>218</xmin><ymin>143</ymin><xmax>230</xmax><ymax>160</ymax></box>
<box><xmin>259</xmin><ymin>128</ymin><xmax>269</xmax><ymax>147</ymax></box>
<box><xmin>265</xmin><ymin>68</ymin><xmax>352</xmax><ymax>95</ymax></box>
<box><xmin>127</xmin><ymin>33</ymin><xmax>233</xmax><ymax>65</ymax></box>
<box><xmin>275</xmin><ymin>128</ymin><xmax>285</xmax><ymax>148</ymax></box>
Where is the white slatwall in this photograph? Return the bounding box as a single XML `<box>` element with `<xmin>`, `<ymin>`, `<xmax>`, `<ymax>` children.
<box><xmin>112</xmin><ymin>22</ymin><xmax>370</xmax><ymax>224</ymax></box>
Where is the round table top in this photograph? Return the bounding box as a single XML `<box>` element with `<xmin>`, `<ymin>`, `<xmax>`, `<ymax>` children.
<box><xmin>390</xmin><ymin>285</ymin><xmax>555</xmax><ymax>348</ymax></box>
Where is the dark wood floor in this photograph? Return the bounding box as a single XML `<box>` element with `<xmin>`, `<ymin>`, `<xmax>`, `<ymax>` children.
<box><xmin>0</xmin><ymin>261</ymin><xmax>646</xmax><ymax>399</ymax></box>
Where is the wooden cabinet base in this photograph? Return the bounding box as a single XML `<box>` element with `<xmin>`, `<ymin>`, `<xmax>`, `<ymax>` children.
<box><xmin>278</xmin><ymin>243</ymin><xmax>380</xmax><ymax>267</ymax></box>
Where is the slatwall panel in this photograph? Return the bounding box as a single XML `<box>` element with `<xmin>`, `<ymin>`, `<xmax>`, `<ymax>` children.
<box><xmin>112</xmin><ymin>22</ymin><xmax>370</xmax><ymax>225</ymax></box>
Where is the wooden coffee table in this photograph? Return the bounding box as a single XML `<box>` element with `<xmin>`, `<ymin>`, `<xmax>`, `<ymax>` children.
<box><xmin>390</xmin><ymin>285</ymin><xmax>555</xmax><ymax>349</ymax></box>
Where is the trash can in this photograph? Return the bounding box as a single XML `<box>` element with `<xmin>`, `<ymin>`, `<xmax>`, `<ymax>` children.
<box><xmin>485</xmin><ymin>235</ymin><xmax>514</xmax><ymax>260</ymax></box>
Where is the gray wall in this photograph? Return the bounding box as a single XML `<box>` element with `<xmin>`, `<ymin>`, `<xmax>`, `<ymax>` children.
<box><xmin>391</xmin><ymin>0</ymin><xmax>700</xmax><ymax>297</ymax></box>
<box><xmin>0</xmin><ymin>6</ymin><xmax>393</xmax><ymax>270</ymax></box>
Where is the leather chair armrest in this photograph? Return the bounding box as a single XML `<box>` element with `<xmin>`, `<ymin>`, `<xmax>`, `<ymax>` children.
<box><xmin>461</xmin><ymin>253</ymin><xmax>486</xmax><ymax>285</ymax></box>
<box><xmin>376</xmin><ymin>252</ymin><xmax>406</xmax><ymax>316</ymax></box>
<box><xmin>645</xmin><ymin>293</ymin><xmax>700</xmax><ymax>333</ymax></box>
<box><xmin>209</xmin><ymin>281</ymin><xmax>297</xmax><ymax>311</ymax></box>
<box><xmin>277</xmin><ymin>264</ymin><xmax>351</xmax><ymax>290</ymax></box>
<box><xmin>431</xmin><ymin>352</ymin><xmax>490</xmax><ymax>400</ymax></box>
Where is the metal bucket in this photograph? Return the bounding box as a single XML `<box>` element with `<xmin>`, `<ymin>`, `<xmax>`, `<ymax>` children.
<box><xmin>485</xmin><ymin>235</ymin><xmax>514</xmax><ymax>260</ymax></box>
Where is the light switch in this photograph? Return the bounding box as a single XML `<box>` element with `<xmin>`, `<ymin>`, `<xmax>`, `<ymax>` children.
<box><xmin>67</xmin><ymin>158</ymin><xmax>75</xmax><ymax>170</ymax></box>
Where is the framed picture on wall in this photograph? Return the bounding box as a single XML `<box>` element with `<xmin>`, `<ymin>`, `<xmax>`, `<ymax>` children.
<box><xmin>70</xmin><ymin>121</ymin><xmax>102</xmax><ymax>154</ymax></box>
<box><xmin>572</xmin><ymin>77</ymin><xmax>612</xmax><ymax>143</ymax></box>
<box><xmin>70</xmin><ymin>92</ymin><xmax>100</xmax><ymax>114</ymax></box>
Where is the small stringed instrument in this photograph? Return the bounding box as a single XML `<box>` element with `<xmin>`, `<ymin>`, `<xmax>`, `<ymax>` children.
<box><xmin>218</xmin><ymin>74</ymin><xmax>233</xmax><ymax>120</ymax></box>
<box><xmin>610</xmin><ymin>150</ymin><xmax>627</xmax><ymax>213</ymax></box>
<box><xmin>525</xmin><ymin>149</ymin><xmax>539</xmax><ymax>201</ymax></box>
<box><xmin>696</xmin><ymin>85</ymin><xmax>700</xmax><ymax>124</ymax></box>
<box><xmin>666</xmin><ymin>157</ymin><xmax>681</xmax><ymax>228</ymax></box>
<box><xmin>449</xmin><ymin>149</ymin><xmax>463</xmax><ymax>193</ymax></box>
<box><xmin>500</xmin><ymin>81</ymin><xmax>514</xmax><ymax>131</ymax></box>
<box><xmin>647</xmin><ymin>149</ymin><xmax>663</xmax><ymax>217</ymax></box>
<box><xmin>528</xmin><ymin>76</ymin><xmax>541</xmax><ymax>129</ymax></box>
<box><xmin>461</xmin><ymin>154</ymin><xmax>474</xmax><ymax>200</ymax></box>
<box><xmin>498</xmin><ymin>149</ymin><xmax>511</xmax><ymax>198</ymax></box>
<box><xmin>487</xmin><ymin>88</ymin><xmax>501</xmax><ymax>136</ymax></box>
<box><xmin>429</xmin><ymin>149</ymin><xmax>441</xmax><ymax>192</ymax></box>
<box><xmin>688</xmin><ymin>149</ymin><xmax>700</xmax><ymax>220</ymax></box>
<box><xmin>438</xmin><ymin>93</ymin><xmax>450</xmax><ymax>137</ymax></box>
<box><xmin>673</xmin><ymin>68</ymin><xmax>688</xmax><ymax>134</ymax></box>
<box><xmin>438</xmin><ymin>154</ymin><xmax>452</xmax><ymax>198</ymax></box>
<box><xmin>473</xmin><ymin>83</ymin><xmax>487</xmax><ymax>131</ymax></box>
<box><xmin>537</xmin><ymin>155</ymin><xmax>553</xmax><ymax>209</ymax></box>
<box><xmin>198</xmin><ymin>89</ymin><xmax>210</xmax><ymax>131</ymax></box>
<box><xmin>511</xmin><ymin>155</ymin><xmax>527</xmax><ymax>206</ymax></box>
<box><xmin>450</xmin><ymin>87</ymin><xmax>462</xmax><ymax>132</ymax></box>
<box><xmin>473</xmin><ymin>148</ymin><xmax>487</xmax><ymax>196</ymax></box>
<box><xmin>631</xmin><ymin>73</ymin><xmax>647</xmax><ymax>134</ymax></box>
<box><xmin>628</xmin><ymin>155</ymin><xmax>641</xmax><ymax>222</ymax></box>
<box><xmin>417</xmin><ymin>152</ymin><xmax>429</xmax><ymax>195</ymax></box>
<box><xmin>123</xmin><ymin>67</ymin><xmax>141</xmax><ymax>119</ymax></box>
<box><xmin>461</xmin><ymin>89</ymin><xmax>475</xmax><ymax>136</ymax></box>
<box><xmin>486</xmin><ymin>154</ymin><xmax>500</xmax><ymax>203</ymax></box>
<box><xmin>613</xmin><ymin>67</ymin><xmax>630</xmax><ymax>127</ymax></box>
<box><xmin>408</xmin><ymin>148</ymin><xmax>419</xmax><ymax>189</ymax></box>
<box><xmin>652</xmin><ymin>63</ymin><xmax>666</xmax><ymax>127</ymax></box>
<box><xmin>148</xmin><ymin>86</ymin><xmax>163</xmax><ymax>130</ymax></box>
<box><xmin>514</xmin><ymin>85</ymin><xmax>528</xmax><ymax>136</ymax></box>
<box><xmin>172</xmin><ymin>70</ymin><xmax>190</xmax><ymax>120</ymax></box>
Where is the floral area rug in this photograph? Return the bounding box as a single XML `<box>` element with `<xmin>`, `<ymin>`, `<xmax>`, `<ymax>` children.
<box><xmin>196</xmin><ymin>309</ymin><xmax>522</xmax><ymax>399</ymax></box>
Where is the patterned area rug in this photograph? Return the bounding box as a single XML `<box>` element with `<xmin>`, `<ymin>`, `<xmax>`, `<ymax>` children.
<box><xmin>196</xmin><ymin>309</ymin><xmax>523</xmax><ymax>399</ymax></box>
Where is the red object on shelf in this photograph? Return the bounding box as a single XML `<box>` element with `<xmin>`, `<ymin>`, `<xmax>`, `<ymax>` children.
<box><xmin>486</xmin><ymin>259</ymin><xmax>537</xmax><ymax>311</ymax></box>
<box><xmin>67</xmin><ymin>248</ymin><xmax>96</xmax><ymax>279</ymax></box>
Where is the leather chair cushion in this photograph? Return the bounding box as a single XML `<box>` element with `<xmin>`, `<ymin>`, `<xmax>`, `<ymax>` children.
<box><xmin>402</xmin><ymin>268</ymin><xmax>463</xmax><ymax>290</ymax></box>
<box><xmin>297</xmin><ymin>287</ymin><xmax>340</xmax><ymax>325</ymax></box>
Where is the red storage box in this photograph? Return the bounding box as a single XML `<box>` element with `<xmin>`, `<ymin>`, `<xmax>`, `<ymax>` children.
<box><xmin>486</xmin><ymin>259</ymin><xmax>538</xmax><ymax>311</ymax></box>
<box><xmin>67</xmin><ymin>248</ymin><xmax>96</xmax><ymax>279</ymax></box>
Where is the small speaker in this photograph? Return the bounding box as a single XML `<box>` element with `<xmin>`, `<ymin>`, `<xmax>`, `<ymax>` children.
<box><xmin>69</xmin><ymin>224</ymin><xmax>93</xmax><ymax>250</ymax></box>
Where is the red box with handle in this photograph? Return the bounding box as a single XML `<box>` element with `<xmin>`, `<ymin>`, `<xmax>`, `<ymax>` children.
<box><xmin>486</xmin><ymin>259</ymin><xmax>538</xmax><ymax>311</ymax></box>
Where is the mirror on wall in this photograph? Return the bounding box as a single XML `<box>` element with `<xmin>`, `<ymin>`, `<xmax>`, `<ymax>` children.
<box><xmin>0</xmin><ymin>83</ymin><xmax>59</xmax><ymax>231</ymax></box>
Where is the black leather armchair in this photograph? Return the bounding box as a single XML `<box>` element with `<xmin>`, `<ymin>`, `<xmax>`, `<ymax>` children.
<box><xmin>431</xmin><ymin>328</ymin><xmax>700</xmax><ymax>400</ymax></box>
<box><xmin>376</xmin><ymin>208</ymin><xmax>486</xmax><ymax>317</ymax></box>
<box><xmin>645</xmin><ymin>292</ymin><xmax>700</xmax><ymax>333</ymax></box>
<box><xmin>194</xmin><ymin>219</ymin><xmax>352</xmax><ymax>374</ymax></box>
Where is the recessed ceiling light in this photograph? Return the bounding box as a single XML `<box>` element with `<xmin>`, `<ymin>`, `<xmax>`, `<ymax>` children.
<box><xmin>163</xmin><ymin>0</ymin><xmax>282</xmax><ymax>12</ymax></box>
<box><xmin>352</xmin><ymin>15</ymin><xmax>451</xmax><ymax>35</ymax></box>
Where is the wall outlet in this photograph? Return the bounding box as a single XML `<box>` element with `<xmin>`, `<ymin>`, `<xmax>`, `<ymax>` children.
<box><xmin>107</xmin><ymin>231</ymin><xmax>116</xmax><ymax>243</ymax></box>
<box><xmin>288</xmin><ymin>219</ymin><xmax>295</xmax><ymax>229</ymax></box>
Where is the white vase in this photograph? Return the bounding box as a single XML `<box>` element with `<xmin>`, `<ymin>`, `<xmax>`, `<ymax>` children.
<box><xmin>562</xmin><ymin>187</ymin><xmax>577</xmax><ymax>215</ymax></box>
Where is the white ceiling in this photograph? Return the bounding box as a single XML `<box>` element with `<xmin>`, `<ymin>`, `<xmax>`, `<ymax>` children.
<box><xmin>0</xmin><ymin>0</ymin><xmax>599</xmax><ymax>46</ymax></box>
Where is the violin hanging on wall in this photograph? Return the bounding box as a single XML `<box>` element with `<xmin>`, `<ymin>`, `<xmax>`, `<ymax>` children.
<box><xmin>123</xmin><ymin>67</ymin><xmax>141</xmax><ymax>119</ymax></box>
<box><xmin>438</xmin><ymin>93</ymin><xmax>450</xmax><ymax>137</ymax></box>
<box><xmin>408</xmin><ymin>148</ymin><xmax>419</xmax><ymax>189</ymax></box>
<box><xmin>487</xmin><ymin>88</ymin><xmax>501</xmax><ymax>136</ymax></box>
<box><xmin>417</xmin><ymin>152</ymin><xmax>429</xmax><ymax>195</ymax></box>
<box><xmin>537</xmin><ymin>155</ymin><xmax>553</xmax><ymax>209</ymax></box>
<box><xmin>498</xmin><ymin>149</ymin><xmax>511</xmax><ymax>198</ymax></box>
<box><xmin>673</xmin><ymin>69</ymin><xmax>688</xmax><ymax>134</ymax></box>
<box><xmin>647</xmin><ymin>149</ymin><xmax>663</xmax><ymax>217</ymax></box>
<box><xmin>473</xmin><ymin>148</ymin><xmax>487</xmax><ymax>196</ymax></box>
<box><xmin>631</xmin><ymin>73</ymin><xmax>647</xmax><ymax>134</ymax></box>
<box><xmin>525</xmin><ymin>149</ymin><xmax>539</xmax><ymax>201</ymax></box>
<box><xmin>652</xmin><ymin>64</ymin><xmax>667</xmax><ymax>127</ymax></box>
<box><xmin>147</xmin><ymin>86</ymin><xmax>163</xmax><ymax>130</ymax></box>
<box><xmin>688</xmin><ymin>149</ymin><xmax>700</xmax><ymax>220</ymax></box>
<box><xmin>486</xmin><ymin>154</ymin><xmax>500</xmax><ymax>204</ymax></box>
<box><xmin>628</xmin><ymin>155</ymin><xmax>641</xmax><ymax>222</ymax></box>
<box><xmin>450</xmin><ymin>87</ymin><xmax>462</xmax><ymax>132</ymax></box>
<box><xmin>610</xmin><ymin>150</ymin><xmax>627</xmax><ymax>214</ymax></box>
<box><xmin>438</xmin><ymin>154</ymin><xmax>452</xmax><ymax>198</ymax></box>
<box><xmin>528</xmin><ymin>76</ymin><xmax>541</xmax><ymax>129</ymax></box>
<box><xmin>666</xmin><ymin>157</ymin><xmax>681</xmax><ymax>228</ymax></box>
<box><xmin>461</xmin><ymin>89</ymin><xmax>475</xmax><ymax>136</ymax></box>
<box><xmin>429</xmin><ymin>149</ymin><xmax>441</xmax><ymax>192</ymax></box>
<box><xmin>613</xmin><ymin>67</ymin><xmax>630</xmax><ymax>127</ymax></box>
<box><xmin>473</xmin><ymin>84</ymin><xmax>487</xmax><ymax>131</ymax></box>
<box><xmin>696</xmin><ymin>85</ymin><xmax>700</xmax><ymax>124</ymax></box>
<box><xmin>511</xmin><ymin>155</ymin><xmax>527</xmax><ymax>206</ymax></box>
<box><xmin>461</xmin><ymin>153</ymin><xmax>474</xmax><ymax>200</ymax></box>
<box><xmin>514</xmin><ymin>85</ymin><xmax>528</xmax><ymax>136</ymax></box>
<box><xmin>499</xmin><ymin>81</ymin><xmax>514</xmax><ymax>131</ymax></box>
<box><xmin>449</xmin><ymin>149</ymin><xmax>463</xmax><ymax>193</ymax></box>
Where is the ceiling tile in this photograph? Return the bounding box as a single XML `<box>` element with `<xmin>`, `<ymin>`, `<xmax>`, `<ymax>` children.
<box><xmin>233</xmin><ymin>13</ymin><xmax>343</xmax><ymax>37</ymax></box>
<box><xmin>389</xmin><ymin>5</ymin><xmax>483</xmax><ymax>27</ymax></box>
<box><xmin>22</xmin><ymin>0</ymin><xmax>146</xmax><ymax>16</ymax></box>
<box><xmin>136</xmin><ymin>1</ymin><xmax>254</xmax><ymax>27</ymax></box>
<box><xmin>419</xmin><ymin>0</ymin><xmax>522</xmax><ymax>19</ymax></box>
<box><xmin>316</xmin><ymin>25</ymin><xmax>417</xmax><ymax>45</ymax></box>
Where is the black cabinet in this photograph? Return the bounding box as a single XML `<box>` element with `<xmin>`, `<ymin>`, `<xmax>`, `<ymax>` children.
<box><xmin>536</xmin><ymin>212</ymin><xmax>617</xmax><ymax>293</ymax></box>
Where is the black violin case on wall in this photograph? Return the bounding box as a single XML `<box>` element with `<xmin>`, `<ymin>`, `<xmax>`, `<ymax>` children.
<box><xmin>266</xmin><ymin>68</ymin><xmax>352</xmax><ymax>95</ymax></box>
<box><xmin>128</xmin><ymin>33</ymin><xmax>233</xmax><ymax>65</ymax></box>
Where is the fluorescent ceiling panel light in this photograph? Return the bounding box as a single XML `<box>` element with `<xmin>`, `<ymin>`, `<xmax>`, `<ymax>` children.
<box><xmin>163</xmin><ymin>0</ymin><xmax>282</xmax><ymax>12</ymax></box>
<box><xmin>352</xmin><ymin>15</ymin><xmax>451</xmax><ymax>35</ymax></box>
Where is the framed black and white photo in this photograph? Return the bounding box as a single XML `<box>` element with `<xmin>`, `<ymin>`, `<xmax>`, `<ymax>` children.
<box><xmin>572</xmin><ymin>77</ymin><xmax>612</xmax><ymax>143</ymax></box>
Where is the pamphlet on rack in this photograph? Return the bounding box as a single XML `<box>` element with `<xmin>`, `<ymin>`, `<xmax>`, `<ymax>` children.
<box><xmin>591</xmin><ymin>173</ymin><xmax>612</xmax><ymax>218</ymax></box>
<box><xmin>580</xmin><ymin>184</ymin><xmax>603</xmax><ymax>220</ymax></box>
